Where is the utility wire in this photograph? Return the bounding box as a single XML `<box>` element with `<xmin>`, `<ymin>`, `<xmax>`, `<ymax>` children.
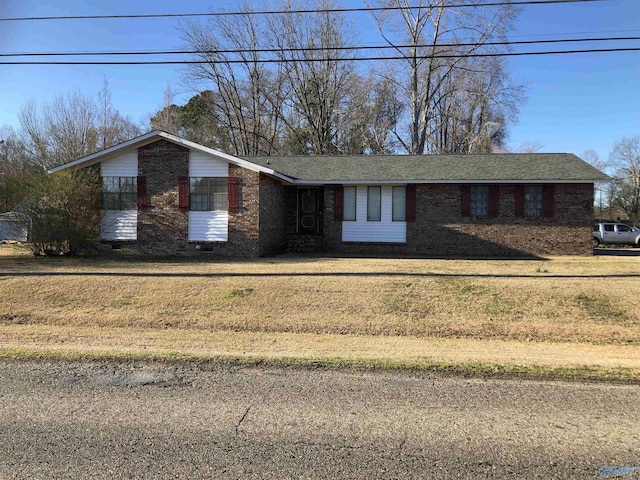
<box><xmin>1</xmin><ymin>36</ymin><xmax>638</xmax><ymax>57</ymax></box>
<box><xmin>0</xmin><ymin>0</ymin><xmax>611</xmax><ymax>22</ymax></box>
<box><xmin>1</xmin><ymin>47</ymin><xmax>638</xmax><ymax>65</ymax></box>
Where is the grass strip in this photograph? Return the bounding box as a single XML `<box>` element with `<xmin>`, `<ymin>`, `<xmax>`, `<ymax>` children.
<box><xmin>1</xmin><ymin>345</ymin><xmax>639</xmax><ymax>385</ymax></box>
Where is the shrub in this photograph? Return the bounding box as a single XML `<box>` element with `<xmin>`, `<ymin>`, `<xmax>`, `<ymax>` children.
<box><xmin>28</xmin><ymin>169</ymin><xmax>100</xmax><ymax>256</ymax></box>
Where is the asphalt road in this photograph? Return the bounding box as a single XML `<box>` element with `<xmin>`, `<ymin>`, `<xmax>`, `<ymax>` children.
<box><xmin>0</xmin><ymin>362</ymin><xmax>638</xmax><ymax>479</ymax></box>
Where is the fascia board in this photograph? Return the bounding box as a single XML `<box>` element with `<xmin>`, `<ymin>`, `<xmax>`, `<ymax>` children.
<box><xmin>47</xmin><ymin>131</ymin><xmax>294</xmax><ymax>183</ymax></box>
<box><xmin>47</xmin><ymin>131</ymin><xmax>167</xmax><ymax>173</ymax></box>
<box><xmin>288</xmin><ymin>179</ymin><xmax>606</xmax><ymax>185</ymax></box>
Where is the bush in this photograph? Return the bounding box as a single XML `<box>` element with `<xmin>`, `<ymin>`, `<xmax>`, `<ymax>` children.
<box><xmin>28</xmin><ymin>169</ymin><xmax>100</xmax><ymax>256</ymax></box>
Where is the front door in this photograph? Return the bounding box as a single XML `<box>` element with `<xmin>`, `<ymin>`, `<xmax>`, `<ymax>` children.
<box><xmin>297</xmin><ymin>187</ymin><xmax>322</xmax><ymax>235</ymax></box>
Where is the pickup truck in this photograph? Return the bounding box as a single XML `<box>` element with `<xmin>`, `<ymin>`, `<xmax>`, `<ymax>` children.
<box><xmin>593</xmin><ymin>222</ymin><xmax>640</xmax><ymax>247</ymax></box>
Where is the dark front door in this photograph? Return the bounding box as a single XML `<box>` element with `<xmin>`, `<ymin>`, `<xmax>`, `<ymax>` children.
<box><xmin>297</xmin><ymin>187</ymin><xmax>322</xmax><ymax>235</ymax></box>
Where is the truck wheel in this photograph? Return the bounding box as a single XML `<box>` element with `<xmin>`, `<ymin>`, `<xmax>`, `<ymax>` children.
<box><xmin>593</xmin><ymin>237</ymin><xmax>600</xmax><ymax>248</ymax></box>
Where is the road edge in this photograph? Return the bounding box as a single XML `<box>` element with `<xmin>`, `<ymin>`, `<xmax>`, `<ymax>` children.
<box><xmin>1</xmin><ymin>347</ymin><xmax>639</xmax><ymax>385</ymax></box>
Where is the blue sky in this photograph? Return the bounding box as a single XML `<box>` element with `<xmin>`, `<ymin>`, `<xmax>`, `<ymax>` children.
<box><xmin>0</xmin><ymin>0</ymin><xmax>638</xmax><ymax>160</ymax></box>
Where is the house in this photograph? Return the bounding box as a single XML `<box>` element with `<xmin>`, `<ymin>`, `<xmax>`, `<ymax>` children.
<box><xmin>49</xmin><ymin>130</ymin><xmax>609</xmax><ymax>257</ymax></box>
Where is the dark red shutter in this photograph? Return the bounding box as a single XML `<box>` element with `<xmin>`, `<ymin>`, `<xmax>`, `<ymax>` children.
<box><xmin>514</xmin><ymin>185</ymin><xmax>525</xmax><ymax>217</ymax></box>
<box><xmin>489</xmin><ymin>185</ymin><xmax>500</xmax><ymax>217</ymax></box>
<box><xmin>543</xmin><ymin>184</ymin><xmax>555</xmax><ymax>218</ymax></box>
<box><xmin>460</xmin><ymin>185</ymin><xmax>471</xmax><ymax>217</ymax></box>
<box><xmin>406</xmin><ymin>184</ymin><xmax>417</xmax><ymax>222</ymax></box>
<box><xmin>178</xmin><ymin>176</ymin><xmax>189</xmax><ymax>209</ymax></box>
<box><xmin>333</xmin><ymin>185</ymin><xmax>344</xmax><ymax>221</ymax></box>
<box><xmin>228</xmin><ymin>177</ymin><xmax>239</xmax><ymax>213</ymax></box>
<box><xmin>137</xmin><ymin>175</ymin><xmax>147</xmax><ymax>209</ymax></box>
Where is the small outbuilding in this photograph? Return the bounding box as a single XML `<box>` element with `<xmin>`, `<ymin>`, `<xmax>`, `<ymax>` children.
<box><xmin>0</xmin><ymin>211</ymin><xmax>30</xmax><ymax>243</ymax></box>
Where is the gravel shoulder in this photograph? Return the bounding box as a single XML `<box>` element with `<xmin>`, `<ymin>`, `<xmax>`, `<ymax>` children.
<box><xmin>1</xmin><ymin>361</ymin><xmax>638</xmax><ymax>479</ymax></box>
<box><xmin>3</xmin><ymin>325</ymin><xmax>640</xmax><ymax>383</ymax></box>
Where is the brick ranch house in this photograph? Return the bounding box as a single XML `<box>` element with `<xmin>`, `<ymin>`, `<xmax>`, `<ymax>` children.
<box><xmin>49</xmin><ymin>130</ymin><xmax>609</xmax><ymax>257</ymax></box>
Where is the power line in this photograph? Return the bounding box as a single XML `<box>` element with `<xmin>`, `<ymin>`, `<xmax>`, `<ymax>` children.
<box><xmin>0</xmin><ymin>0</ymin><xmax>611</xmax><ymax>22</ymax></box>
<box><xmin>1</xmin><ymin>47</ymin><xmax>638</xmax><ymax>65</ymax></box>
<box><xmin>1</xmin><ymin>36</ymin><xmax>638</xmax><ymax>57</ymax></box>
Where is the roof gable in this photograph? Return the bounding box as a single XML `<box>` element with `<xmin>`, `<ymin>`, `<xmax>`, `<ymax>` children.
<box><xmin>48</xmin><ymin>131</ymin><xmax>289</xmax><ymax>180</ymax></box>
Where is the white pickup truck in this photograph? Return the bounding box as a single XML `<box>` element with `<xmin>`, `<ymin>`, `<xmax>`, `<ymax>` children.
<box><xmin>593</xmin><ymin>222</ymin><xmax>640</xmax><ymax>247</ymax></box>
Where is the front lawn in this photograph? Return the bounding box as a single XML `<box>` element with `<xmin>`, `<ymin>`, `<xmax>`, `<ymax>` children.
<box><xmin>1</xmin><ymin>254</ymin><xmax>639</xmax><ymax>380</ymax></box>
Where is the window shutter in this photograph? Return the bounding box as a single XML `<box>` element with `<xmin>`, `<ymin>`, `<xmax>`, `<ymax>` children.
<box><xmin>542</xmin><ymin>184</ymin><xmax>555</xmax><ymax>218</ymax></box>
<box><xmin>137</xmin><ymin>175</ymin><xmax>147</xmax><ymax>209</ymax></box>
<box><xmin>406</xmin><ymin>184</ymin><xmax>417</xmax><ymax>222</ymax></box>
<box><xmin>489</xmin><ymin>185</ymin><xmax>500</xmax><ymax>217</ymax></box>
<box><xmin>514</xmin><ymin>185</ymin><xmax>525</xmax><ymax>217</ymax></box>
<box><xmin>460</xmin><ymin>185</ymin><xmax>471</xmax><ymax>217</ymax></box>
<box><xmin>228</xmin><ymin>177</ymin><xmax>240</xmax><ymax>213</ymax></box>
<box><xmin>178</xmin><ymin>176</ymin><xmax>189</xmax><ymax>209</ymax></box>
<box><xmin>333</xmin><ymin>185</ymin><xmax>344</xmax><ymax>221</ymax></box>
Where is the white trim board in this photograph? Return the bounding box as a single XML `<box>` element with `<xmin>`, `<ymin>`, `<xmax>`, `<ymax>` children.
<box><xmin>48</xmin><ymin>130</ymin><xmax>293</xmax><ymax>183</ymax></box>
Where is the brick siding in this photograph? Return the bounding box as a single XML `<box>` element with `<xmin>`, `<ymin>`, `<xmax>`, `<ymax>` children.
<box><xmin>323</xmin><ymin>183</ymin><xmax>594</xmax><ymax>257</ymax></box>
<box><xmin>137</xmin><ymin>140</ymin><xmax>190</xmax><ymax>255</ymax></box>
<box><xmin>259</xmin><ymin>173</ymin><xmax>287</xmax><ymax>256</ymax></box>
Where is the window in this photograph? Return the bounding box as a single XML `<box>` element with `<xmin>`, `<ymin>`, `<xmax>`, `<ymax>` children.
<box><xmin>604</xmin><ymin>224</ymin><xmax>615</xmax><ymax>232</ymax></box>
<box><xmin>392</xmin><ymin>186</ymin><xmax>406</xmax><ymax>221</ymax></box>
<box><xmin>524</xmin><ymin>185</ymin><xmax>543</xmax><ymax>217</ymax></box>
<box><xmin>189</xmin><ymin>177</ymin><xmax>228</xmax><ymax>211</ymax></box>
<box><xmin>102</xmin><ymin>176</ymin><xmax>137</xmax><ymax>210</ymax></box>
<box><xmin>367</xmin><ymin>186</ymin><xmax>381</xmax><ymax>221</ymax></box>
<box><xmin>618</xmin><ymin>224</ymin><xmax>632</xmax><ymax>232</ymax></box>
<box><xmin>343</xmin><ymin>186</ymin><xmax>356</xmax><ymax>221</ymax></box>
<box><xmin>470</xmin><ymin>185</ymin><xmax>489</xmax><ymax>217</ymax></box>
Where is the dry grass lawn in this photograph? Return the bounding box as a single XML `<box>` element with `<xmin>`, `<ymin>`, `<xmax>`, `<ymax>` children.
<box><xmin>1</xmin><ymin>250</ymin><xmax>639</xmax><ymax>377</ymax></box>
<box><xmin>1</xmin><ymin>254</ymin><xmax>639</xmax><ymax>344</ymax></box>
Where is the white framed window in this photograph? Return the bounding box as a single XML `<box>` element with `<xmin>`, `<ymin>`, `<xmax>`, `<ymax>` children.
<box><xmin>392</xmin><ymin>186</ymin><xmax>406</xmax><ymax>221</ymax></box>
<box><xmin>190</xmin><ymin>177</ymin><xmax>228</xmax><ymax>211</ymax></box>
<box><xmin>367</xmin><ymin>186</ymin><xmax>381</xmax><ymax>221</ymax></box>
<box><xmin>343</xmin><ymin>186</ymin><xmax>356</xmax><ymax>221</ymax></box>
<box><xmin>101</xmin><ymin>176</ymin><xmax>137</xmax><ymax>210</ymax></box>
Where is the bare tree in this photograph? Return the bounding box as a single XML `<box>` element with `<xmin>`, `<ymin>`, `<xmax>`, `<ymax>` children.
<box><xmin>609</xmin><ymin>135</ymin><xmax>640</xmax><ymax>225</ymax></box>
<box><xmin>431</xmin><ymin>55</ymin><xmax>523</xmax><ymax>153</ymax></box>
<box><xmin>582</xmin><ymin>149</ymin><xmax>614</xmax><ymax>221</ymax></box>
<box><xmin>266</xmin><ymin>0</ymin><xmax>358</xmax><ymax>155</ymax></box>
<box><xmin>17</xmin><ymin>86</ymin><xmax>139</xmax><ymax>169</ymax></box>
<box><xmin>369</xmin><ymin>0</ymin><xmax>524</xmax><ymax>154</ymax></box>
<box><xmin>181</xmin><ymin>3</ymin><xmax>285</xmax><ymax>155</ymax></box>
<box><xmin>0</xmin><ymin>125</ymin><xmax>37</xmax><ymax>212</ymax></box>
<box><xmin>514</xmin><ymin>140</ymin><xmax>544</xmax><ymax>153</ymax></box>
<box><xmin>97</xmin><ymin>78</ymin><xmax>141</xmax><ymax>149</ymax></box>
<box><xmin>181</xmin><ymin>0</ymin><xmax>362</xmax><ymax>156</ymax></box>
<box><xmin>17</xmin><ymin>91</ymin><xmax>97</xmax><ymax>169</ymax></box>
<box><xmin>336</xmin><ymin>74</ymin><xmax>403</xmax><ymax>154</ymax></box>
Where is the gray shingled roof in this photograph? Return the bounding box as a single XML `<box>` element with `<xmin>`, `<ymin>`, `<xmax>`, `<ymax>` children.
<box><xmin>242</xmin><ymin>153</ymin><xmax>609</xmax><ymax>182</ymax></box>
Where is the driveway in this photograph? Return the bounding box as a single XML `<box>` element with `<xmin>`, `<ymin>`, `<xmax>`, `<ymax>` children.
<box><xmin>0</xmin><ymin>362</ymin><xmax>638</xmax><ymax>479</ymax></box>
<box><xmin>593</xmin><ymin>247</ymin><xmax>640</xmax><ymax>256</ymax></box>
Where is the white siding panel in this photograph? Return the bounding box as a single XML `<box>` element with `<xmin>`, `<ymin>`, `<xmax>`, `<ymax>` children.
<box><xmin>189</xmin><ymin>151</ymin><xmax>229</xmax><ymax>177</ymax></box>
<box><xmin>188</xmin><ymin>211</ymin><xmax>229</xmax><ymax>242</ymax></box>
<box><xmin>100</xmin><ymin>211</ymin><xmax>137</xmax><ymax>240</ymax></box>
<box><xmin>342</xmin><ymin>185</ymin><xmax>406</xmax><ymax>243</ymax></box>
<box><xmin>101</xmin><ymin>151</ymin><xmax>138</xmax><ymax>177</ymax></box>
